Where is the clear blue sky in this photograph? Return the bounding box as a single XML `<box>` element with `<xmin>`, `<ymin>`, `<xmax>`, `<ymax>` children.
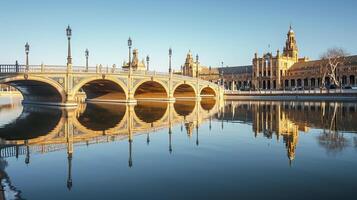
<box><xmin>1</xmin><ymin>0</ymin><xmax>356</xmax><ymax>72</ymax></box>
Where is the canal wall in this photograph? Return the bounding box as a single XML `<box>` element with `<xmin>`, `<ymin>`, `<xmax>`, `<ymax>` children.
<box><xmin>225</xmin><ymin>91</ymin><xmax>357</xmax><ymax>101</ymax></box>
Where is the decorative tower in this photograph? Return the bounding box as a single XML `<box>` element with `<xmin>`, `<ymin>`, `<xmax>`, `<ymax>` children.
<box><xmin>283</xmin><ymin>25</ymin><xmax>298</xmax><ymax>61</ymax></box>
<box><xmin>122</xmin><ymin>49</ymin><xmax>146</xmax><ymax>71</ymax></box>
<box><xmin>182</xmin><ymin>50</ymin><xmax>201</xmax><ymax>77</ymax></box>
<box><xmin>132</xmin><ymin>49</ymin><xmax>139</xmax><ymax>67</ymax></box>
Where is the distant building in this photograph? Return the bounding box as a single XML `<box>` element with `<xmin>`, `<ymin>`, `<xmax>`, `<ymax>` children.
<box><xmin>179</xmin><ymin>26</ymin><xmax>357</xmax><ymax>90</ymax></box>
<box><xmin>180</xmin><ymin>50</ymin><xmax>205</xmax><ymax>77</ymax></box>
<box><xmin>122</xmin><ymin>49</ymin><xmax>147</xmax><ymax>71</ymax></box>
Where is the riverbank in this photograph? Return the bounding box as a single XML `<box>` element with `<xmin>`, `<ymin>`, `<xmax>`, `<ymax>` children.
<box><xmin>0</xmin><ymin>91</ymin><xmax>21</xmax><ymax>96</ymax></box>
<box><xmin>225</xmin><ymin>90</ymin><xmax>357</xmax><ymax>101</ymax></box>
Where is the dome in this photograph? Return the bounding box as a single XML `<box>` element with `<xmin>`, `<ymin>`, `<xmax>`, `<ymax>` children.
<box><xmin>288</xmin><ymin>25</ymin><xmax>294</xmax><ymax>34</ymax></box>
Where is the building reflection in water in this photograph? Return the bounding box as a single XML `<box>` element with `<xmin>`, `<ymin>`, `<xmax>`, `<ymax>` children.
<box><xmin>1</xmin><ymin>99</ymin><xmax>357</xmax><ymax>194</ymax></box>
<box><xmin>220</xmin><ymin>101</ymin><xmax>357</xmax><ymax>163</ymax></box>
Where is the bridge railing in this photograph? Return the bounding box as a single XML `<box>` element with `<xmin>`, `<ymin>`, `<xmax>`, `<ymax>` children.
<box><xmin>0</xmin><ymin>64</ymin><xmax>221</xmax><ymax>87</ymax></box>
<box><xmin>0</xmin><ymin>64</ymin><xmax>27</xmax><ymax>73</ymax></box>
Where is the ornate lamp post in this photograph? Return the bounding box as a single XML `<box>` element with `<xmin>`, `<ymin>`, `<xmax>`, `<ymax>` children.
<box><xmin>221</xmin><ymin>70</ymin><xmax>225</xmax><ymax>88</ymax></box>
<box><xmin>146</xmin><ymin>55</ymin><xmax>150</xmax><ymax>71</ymax></box>
<box><xmin>209</xmin><ymin>66</ymin><xmax>212</xmax><ymax>82</ymax></box>
<box><xmin>196</xmin><ymin>54</ymin><xmax>199</xmax><ymax>78</ymax></box>
<box><xmin>66</xmin><ymin>25</ymin><xmax>72</xmax><ymax>66</ymax></box>
<box><xmin>85</xmin><ymin>49</ymin><xmax>89</xmax><ymax>71</ymax></box>
<box><xmin>128</xmin><ymin>137</ymin><xmax>133</xmax><ymax>167</ymax></box>
<box><xmin>169</xmin><ymin>48</ymin><xmax>172</xmax><ymax>73</ymax></box>
<box><xmin>25</xmin><ymin>42</ymin><xmax>30</xmax><ymax>70</ymax></box>
<box><xmin>67</xmin><ymin>153</ymin><xmax>73</xmax><ymax>190</ymax></box>
<box><xmin>128</xmin><ymin>37</ymin><xmax>132</xmax><ymax>71</ymax></box>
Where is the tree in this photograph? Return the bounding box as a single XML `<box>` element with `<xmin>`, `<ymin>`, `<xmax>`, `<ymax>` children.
<box><xmin>320</xmin><ymin>48</ymin><xmax>349</xmax><ymax>87</ymax></box>
<box><xmin>318</xmin><ymin>102</ymin><xmax>349</xmax><ymax>154</ymax></box>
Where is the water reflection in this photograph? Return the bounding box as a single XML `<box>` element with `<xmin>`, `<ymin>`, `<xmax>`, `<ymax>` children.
<box><xmin>0</xmin><ymin>99</ymin><xmax>357</xmax><ymax>199</ymax></box>
<box><xmin>0</xmin><ymin>99</ymin><xmax>220</xmax><ymax>161</ymax></box>
<box><xmin>0</xmin><ymin>99</ymin><xmax>220</xmax><ymax>195</ymax></box>
<box><xmin>221</xmin><ymin>101</ymin><xmax>357</xmax><ymax>161</ymax></box>
<box><xmin>77</xmin><ymin>104</ymin><xmax>126</xmax><ymax>131</ymax></box>
<box><xmin>1</xmin><ymin>100</ymin><xmax>357</xmax><ymax>163</ymax></box>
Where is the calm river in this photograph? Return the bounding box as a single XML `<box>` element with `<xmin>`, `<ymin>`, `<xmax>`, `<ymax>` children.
<box><xmin>0</xmin><ymin>96</ymin><xmax>356</xmax><ymax>200</ymax></box>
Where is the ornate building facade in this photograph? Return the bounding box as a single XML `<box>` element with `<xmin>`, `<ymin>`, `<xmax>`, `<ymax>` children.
<box><xmin>181</xmin><ymin>26</ymin><xmax>357</xmax><ymax>91</ymax></box>
<box><xmin>181</xmin><ymin>50</ymin><xmax>203</xmax><ymax>77</ymax></box>
<box><xmin>122</xmin><ymin>49</ymin><xmax>147</xmax><ymax>71</ymax></box>
<box><xmin>252</xmin><ymin>26</ymin><xmax>309</xmax><ymax>90</ymax></box>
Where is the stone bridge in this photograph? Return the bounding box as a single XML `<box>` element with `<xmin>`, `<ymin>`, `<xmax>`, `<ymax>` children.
<box><xmin>0</xmin><ymin>64</ymin><xmax>224</xmax><ymax>107</ymax></box>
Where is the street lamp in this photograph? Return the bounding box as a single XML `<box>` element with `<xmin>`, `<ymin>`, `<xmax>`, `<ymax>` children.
<box><xmin>196</xmin><ymin>54</ymin><xmax>199</xmax><ymax>78</ymax></box>
<box><xmin>128</xmin><ymin>37</ymin><xmax>132</xmax><ymax>71</ymax></box>
<box><xmin>85</xmin><ymin>49</ymin><xmax>89</xmax><ymax>71</ymax></box>
<box><xmin>66</xmin><ymin>25</ymin><xmax>72</xmax><ymax>65</ymax></box>
<box><xmin>169</xmin><ymin>48</ymin><xmax>172</xmax><ymax>73</ymax></box>
<box><xmin>25</xmin><ymin>42</ymin><xmax>30</xmax><ymax>67</ymax></box>
<box><xmin>221</xmin><ymin>70</ymin><xmax>224</xmax><ymax>88</ymax></box>
<box><xmin>209</xmin><ymin>66</ymin><xmax>212</xmax><ymax>82</ymax></box>
<box><xmin>146</xmin><ymin>55</ymin><xmax>150</xmax><ymax>71</ymax></box>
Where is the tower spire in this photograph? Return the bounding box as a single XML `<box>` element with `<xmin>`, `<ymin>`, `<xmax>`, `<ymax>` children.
<box><xmin>283</xmin><ymin>25</ymin><xmax>298</xmax><ymax>60</ymax></box>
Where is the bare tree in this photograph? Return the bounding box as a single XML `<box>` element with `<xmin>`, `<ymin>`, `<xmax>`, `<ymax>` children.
<box><xmin>320</xmin><ymin>48</ymin><xmax>349</xmax><ymax>87</ymax></box>
<box><xmin>318</xmin><ymin>102</ymin><xmax>349</xmax><ymax>154</ymax></box>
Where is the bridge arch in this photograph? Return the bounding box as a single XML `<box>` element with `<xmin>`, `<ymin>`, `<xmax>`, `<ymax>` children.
<box><xmin>71</xmin><ymin>76</ymin><xmax>127</xmax><ymax>103</ymax></box>
<box><xmin>133</xmin><ymin>80</ymin><xmax>168</xmax><ymax>100</ymax></box>
<box><xmin>200</xmin><ymin>86</ymin><xmax>216</xmax><ymax>98</ymax></box>
<box><xmin>173</xmin><ymin>83</ymin><xmax>197</xmax><ymax>98</ymax></box>
<box><xmin>0</xmin><ymin>75</ymin><xmax>66</xmax><ymax>104</ymax></box>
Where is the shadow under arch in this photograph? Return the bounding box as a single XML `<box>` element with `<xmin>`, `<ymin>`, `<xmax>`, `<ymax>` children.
<box><xmin>74</xmin><ymin>78</ymin><xmax>127</xmax><ymax>102</ymax></box>
<box><xmin>134</xmin><ymin>81</ymin><xmax>168</xmax><ymax>100</ymax></box>
<box><xmin>0</xmin><ymin>106</ymin><xmax>63</xmax><ymax>140</ymax></box>
<box><xmin>134</xmin><ymin>102</ymin><xmax>168</xmax><ymax>123</ymax></box>
<box><xmin>77</xmin><ymin>103</ymin><xmax>126</xmax><ymax>131</ymax></box>
<box><xmin>0</xmin><ymin>77</ymin><xmax>65</xmax><ymax>104</ymax></box>
<box><xmin>200</xmin><ymin>86</ymin><xmax>216</xmax><ymax>98</ymax></box>
<box><xmin>173</xmin><ymin>84</ymin><xmax>196</xmax><ymax>98</ymax></box>
<box><xmin>174</xmin><ymin>100</ymin><xmax>196</xmax><ymax>117</ymax></box>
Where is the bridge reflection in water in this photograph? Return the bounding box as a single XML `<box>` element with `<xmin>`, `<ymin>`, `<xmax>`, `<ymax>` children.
<box><xmin>0</xmin><ymin>99</ymin><xmax>221</xmax><ymax>190</ymax></box>
<box><xmin>1</xmin><ymin>100</ymin><xmax>356</xmax><ymax>160</ymax></box>
<box><xmin>1</xmin><ymin>99</ymin><xmax>357</xmax><ymax>194</ymax></box>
